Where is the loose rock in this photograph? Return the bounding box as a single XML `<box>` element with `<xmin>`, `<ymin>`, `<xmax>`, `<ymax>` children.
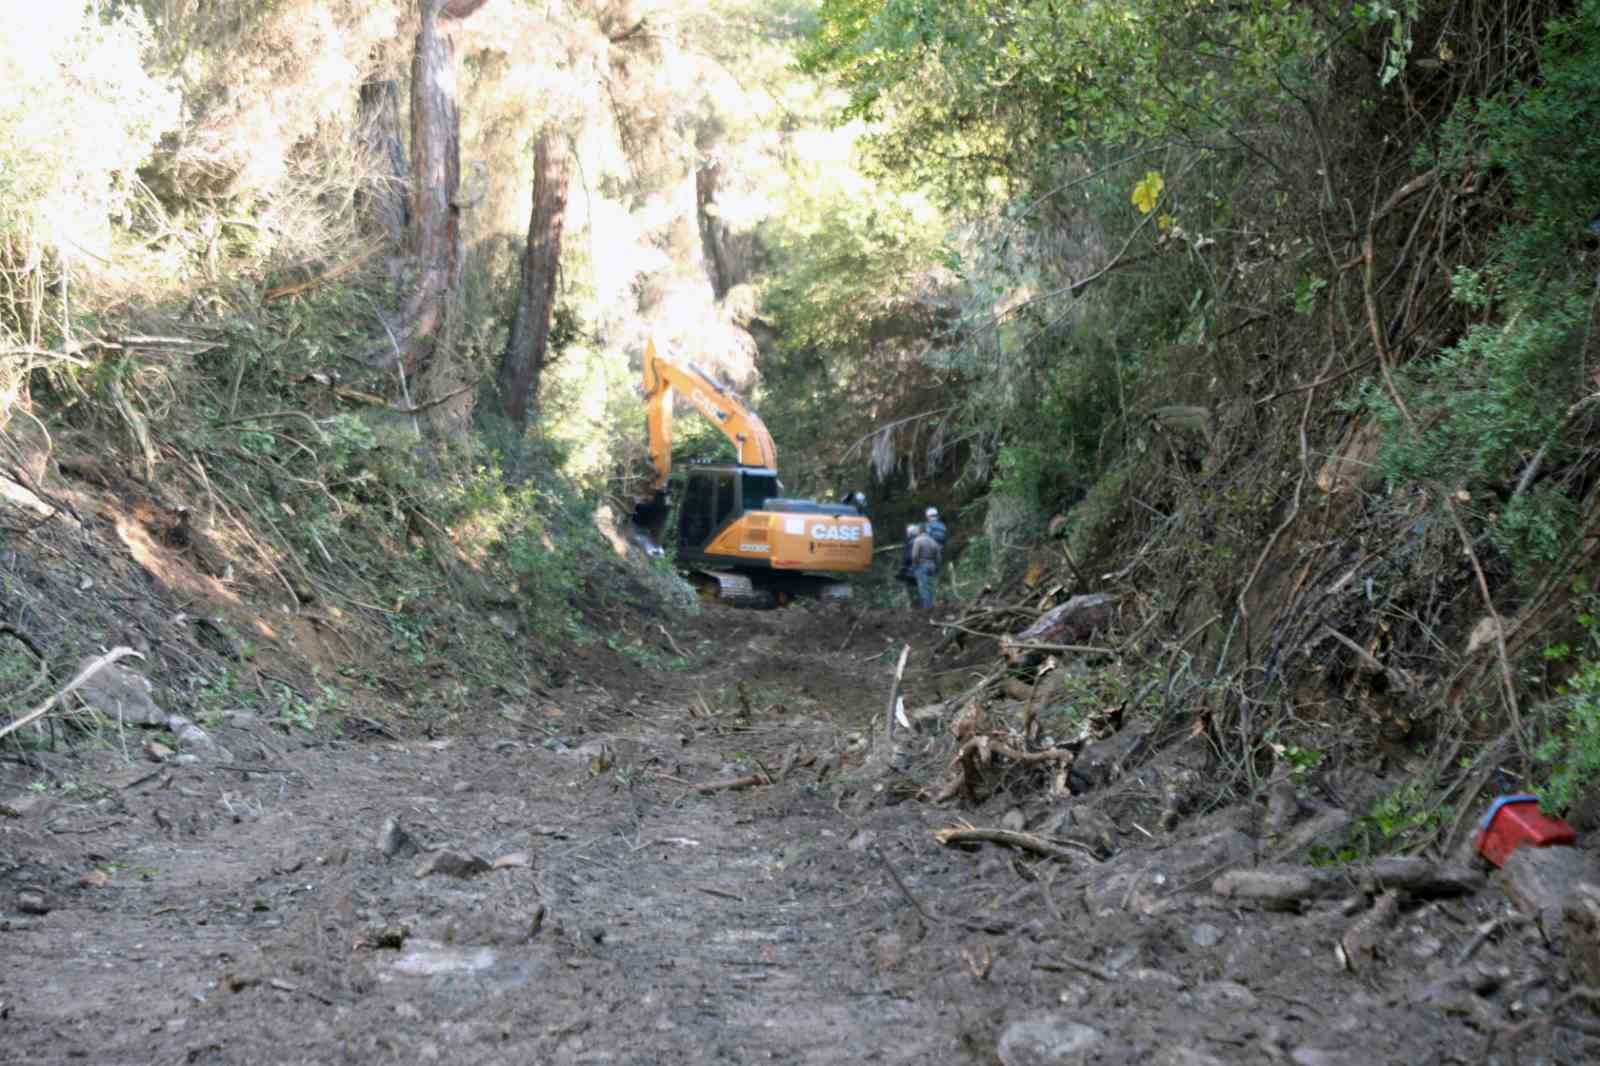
<box><xmin>78</xmin><ymin>660</ymin><xmax>166</xmax><ymax>726</ymax></box>
<box><xmin>1560</xmin><ymin>880</ymin><xmax>1600</xmax><ymax>987</ymax></box>
<box><xmin>1497</xmin><ymin>845</ymin><xmax>1600</xmax><ymax>945</ymax></box>
<box><xmin>1270</xmin><ymin>809</ymin><xmax>1354</xmax><ymax>860</ymax></box>
<box><xmin>996</xmin><ymin>1017</ymin><xmax>1105</xmax><ymax>1066</ymax></box>
<box><xmin>1195</xmin><ymin>980</ymin><xmax>1258</xmax><ymax>1010</ymax></box>
<box><xmin>1263</xmin><ymin>780</ymin><xmax>1300</xmax><ymax>839</ymax></box>
<box><xmin>1290</xmin><ymin>1049</ymin><xmax>1352</xmax><ymax>1066</ymax></box>
<box><xmin>16</xmin><ymin>891</ymin><xmax>50</xmax><ymax>915</ymax></box>
<box><xmin>390</xmin><ymin>941</ymin><xmax>497</xmax><ymax>977</ymax></box>
<box><xmin>0</xmin><ymin>792</ymin><xmax>54</xmax><ymax>820</ymax></box>
<box><xmin>1154</xmin><ymin>1050</ymin><xmax>1228</xmax><ymax>1066</ymax></box>
<box><xmin>166</xmin><ymin>715</ymin><xmax>231</xmax><ymax>761</ymax></box>
<box><xmin>414</xmin><ymin>849</ymin><xmax>491</xmax><ymax>879</ymax></box>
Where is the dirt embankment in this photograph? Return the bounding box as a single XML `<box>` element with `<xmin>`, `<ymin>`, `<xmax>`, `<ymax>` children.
<box><xmin>3</xmin><ymin>594</ymin><xmax>1597</xmax><ymax>1064</ymax></box>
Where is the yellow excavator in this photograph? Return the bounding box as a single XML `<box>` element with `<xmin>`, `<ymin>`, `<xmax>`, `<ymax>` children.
<box><xmin>632</xmin><ymin>339</ymin><xmax>873</xmax><ymax>605</ymax></box>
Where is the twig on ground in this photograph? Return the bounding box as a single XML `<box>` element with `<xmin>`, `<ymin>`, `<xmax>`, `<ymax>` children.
<box><xmin>1039</xmin><ymin>868</ymin><xmax>1067</xmax><ymax>925</ymax></box>
<box><xmin>884</xmin><ymin>643</ymin><xmax>910</xmax><ymax>746</ymax></box>
<box><xmin>873</xmin><ymin>845</ymin><xmax>938</xmax><ymax>926</ymax></box>
<box><xmin>836</xmin><ymin>612</ymin><xmax>865</xmax><ymax>653</ymax></box>
<box><xmin>694</xmin><ymin>885</ymin><xmax>744</xmax><ymax>902</ymax></box>
<box><xmin>1059</xmin><ymin>954</ymin><xmax>1117</xmax><ymax>982</ymax></box>
<box><xmin>1457</xmin><ymin>913</ymin><xmax>1531</xmax><ymax>964</ymax></box>
<box><xmin>692</xmin><ymin>772</ymin><xmax>770</xmax><ymax>794</ymax></box>
<box><xmin>656</xmin><ymin>623</ymin><xmax>688</xmax><ymax>660</ymax></box>
<box><xmin>934</xmin><ymin>826</ymin><xmax>1102</xmax><ymax>863</ymax></box>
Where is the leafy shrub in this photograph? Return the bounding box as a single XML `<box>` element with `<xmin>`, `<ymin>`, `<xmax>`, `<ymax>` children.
<box><xmin>1366</xmin><ymin>1</ymin><xmax>1600</xmax><ymax>572</ymax></box>
<box><xmin>1535</xmin><ymin>589</ymin><xmax>1600</xmax><ymax>814</ymax></box>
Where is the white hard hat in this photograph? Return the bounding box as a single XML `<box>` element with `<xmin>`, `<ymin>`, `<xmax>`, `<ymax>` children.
<box><xmin>925</xmin><ymin>507</ymin><xmax>938</xmax><ymax>518</ymax></box>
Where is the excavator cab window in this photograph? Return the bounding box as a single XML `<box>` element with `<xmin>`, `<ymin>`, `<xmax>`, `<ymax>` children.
<box><xmin>711</xmin><ymin>470</ymin><xmax>738</xmax><ymax>530</ymax></box>
<box><xmin>680</xmin><ymin>471</ymin><xmax>715</xmax><ymax>548</ymax></box>
<box><xmin>742</xmin><ymin>473</ymin><xmax>779</xmax><ymax>512</ymax></box>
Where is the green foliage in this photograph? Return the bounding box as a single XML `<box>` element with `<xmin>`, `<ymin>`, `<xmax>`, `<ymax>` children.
<box><xmin>0</xmin><ymin>5</ymin><xmax>178</xmax><ymax>244</ymax></box>
<box><xmin>1041</xmin><ymin>664</ymin><xmax>1159</xmax><ymax>738</ymax></box>
<box><xmin>1268</xmin><ymin>737</ymin><xmax>1325</xmax><ymax>782</ymax></box>
<box><xmin>1365</xmin><ymin>286</ymin><xmax>1583</xmax><ymax>501</ymax></box>
<box><xmin>194</xmin><ymin>669</ymin><xmax>257</xmax><ymax>725</ymax></box>
<box><xmin>1310</xmin><ymin>780</ymin><xmax>1443</xmax><ymax>863</ymax></box>
<box><xmin>800</xmin><ymin>0</ymin><xmax>1328</xmax><ymax>202</ymax></box>
<box><xmin>605</xmin><ymin>633</ymin><xmax>691</xmax><ymax>672</ymax></box>
<box><xmin>988</xmin><ymin>317</ymin><xmax>1131</xmax><ymax>516</ymax></box>
<box><xmin>1534</xmin><ymin>587</ymin><xmax>1600</xmax><ymax>814</ymax></box>
<box><xmin>275</xmin><ymin>680</ymin><xmax>346</xmax><ymax>733</ymax></box>
<box><xmin>757</xmin><ymin>177</ymin><xmax>948</xmax><ymax>489</ymax></box>
<box><xmin>1366</xmin><ymin>2</ymin><xmax>1600</xmax><ymax>573</ymax></box>
<box><xmin>1354</xmin><ymin>1</ymin><xmax>1419</xmax><ymax>87</ymax></box>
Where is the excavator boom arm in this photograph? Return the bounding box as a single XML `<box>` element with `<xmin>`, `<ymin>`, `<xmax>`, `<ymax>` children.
<box><xmin>641</xmin><ymin>338</ymin><xmax>778</xmax><ymax>489</ymax></box>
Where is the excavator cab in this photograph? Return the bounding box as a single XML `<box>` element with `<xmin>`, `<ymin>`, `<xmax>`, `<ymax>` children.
<box><xmin>676</xmin><ymin>464</ymin><xmax>780</xmax><ymax>556</ymax></box>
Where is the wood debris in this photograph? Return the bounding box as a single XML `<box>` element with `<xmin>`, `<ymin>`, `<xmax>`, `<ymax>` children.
<box><xmin>934</xmin><ymin>825</ymin><xmax>1104</xmax><ymax>863</ymax></box>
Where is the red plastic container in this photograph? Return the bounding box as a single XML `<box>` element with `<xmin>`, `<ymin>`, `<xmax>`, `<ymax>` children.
<box><xmin>1473</xmin><ymin>794</ymin><xmax>1577</xmax><ymax>867</ymax></box>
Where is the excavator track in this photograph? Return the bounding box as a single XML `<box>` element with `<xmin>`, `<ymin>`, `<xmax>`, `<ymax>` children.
<box><xmin>694</xmin><ymin>570</ymin><xmax>778</xmax><ymax>609</ymax></box>
<box><xmin>691</xmin><ymin>569</ymin><xmax>851</xmax><ymax>609</ymax></box>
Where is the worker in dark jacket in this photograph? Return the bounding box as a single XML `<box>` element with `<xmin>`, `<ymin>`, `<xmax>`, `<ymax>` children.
<box><xmin>899</xmin><ymin>523</ymin><xmax>921</xmax><ymax>606</ymax></box>
<box><xmin>923</xmin><ymin>506</ymin><xmax>948</xmax><ymax>548</ymax></box>
<box><xmin>909</xmin><ymin>523</ymin><xmax>942</xmax><ymax>610</ymax></box>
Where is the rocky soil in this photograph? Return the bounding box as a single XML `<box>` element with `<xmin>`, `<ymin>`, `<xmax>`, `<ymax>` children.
<box><xmin>3</xmin><ymin>603</ymin><xmax>1599</xmax><ymax>1065</ymax></box>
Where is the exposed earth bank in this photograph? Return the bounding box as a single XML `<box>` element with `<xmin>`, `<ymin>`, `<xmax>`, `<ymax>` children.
<box><xmin>2</xmin><ymin>603</ymin><xmax>1596</xmax><ymax>1065</ymax></box>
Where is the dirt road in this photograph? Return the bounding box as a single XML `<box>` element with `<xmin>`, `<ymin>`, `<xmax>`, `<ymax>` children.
<box><xmin>0</xmin><ymin>604</ymin><xmax>1590</xmax><ymax>1064</ymax></box>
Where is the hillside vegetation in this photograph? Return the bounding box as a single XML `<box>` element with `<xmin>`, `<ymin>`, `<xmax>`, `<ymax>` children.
<box><xmin>3</xmin><ymin>0</ymin><xmax>1600</xmax><ymax>847</ymax></box>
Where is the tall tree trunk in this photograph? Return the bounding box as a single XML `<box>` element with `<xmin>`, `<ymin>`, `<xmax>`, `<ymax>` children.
<box><xmin>695</xmin><ymin>159</ymin><xmax>732</xmax><ymax>300</ymax></box>
<box><xmin>496</xmin><ymin>132</ymin><xmax>571</xmax><ymax>427</ymax></box>
<box><xmin>374</xmin><ymin>0</ymin><xmax>484</xmax><ymax>374</ymax></box>
<box><xmin>357</xmin><ymin>77</ymin><xmax>409</xmax><ymax>245</ymax></box>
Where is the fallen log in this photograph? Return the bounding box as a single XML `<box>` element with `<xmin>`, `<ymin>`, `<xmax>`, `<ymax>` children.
<box><xmin>1360</xmin><ymin>856</ymin><xmax>1484</xmax><ymax>896</ymax></box>
<box><xmin>1002</xmin><ymin>594</ymin><xmax>1116</xmax><ymax>665</ymax></box>
<box><xmin>1213</xmin><ymin>858</ymin><xmax>1483</xmax><ymax>907</ymax></box>
<box><xmin>1212</xmin><ymin>867</ymin><xmax>1322</xmax><ymax>908</ymax></box>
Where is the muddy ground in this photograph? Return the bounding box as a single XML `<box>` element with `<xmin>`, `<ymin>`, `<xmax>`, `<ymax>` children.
<box><xmin>2</xmin><ymin>601</ymin><xmax>1596</xmax><ymax>1065</ymax></box>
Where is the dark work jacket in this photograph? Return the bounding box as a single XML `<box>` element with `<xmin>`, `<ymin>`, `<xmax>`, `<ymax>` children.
<box><xmin>925</xmin><ymin>519</ymin><xmax>948</xmax><ymax>547</ymax></box>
